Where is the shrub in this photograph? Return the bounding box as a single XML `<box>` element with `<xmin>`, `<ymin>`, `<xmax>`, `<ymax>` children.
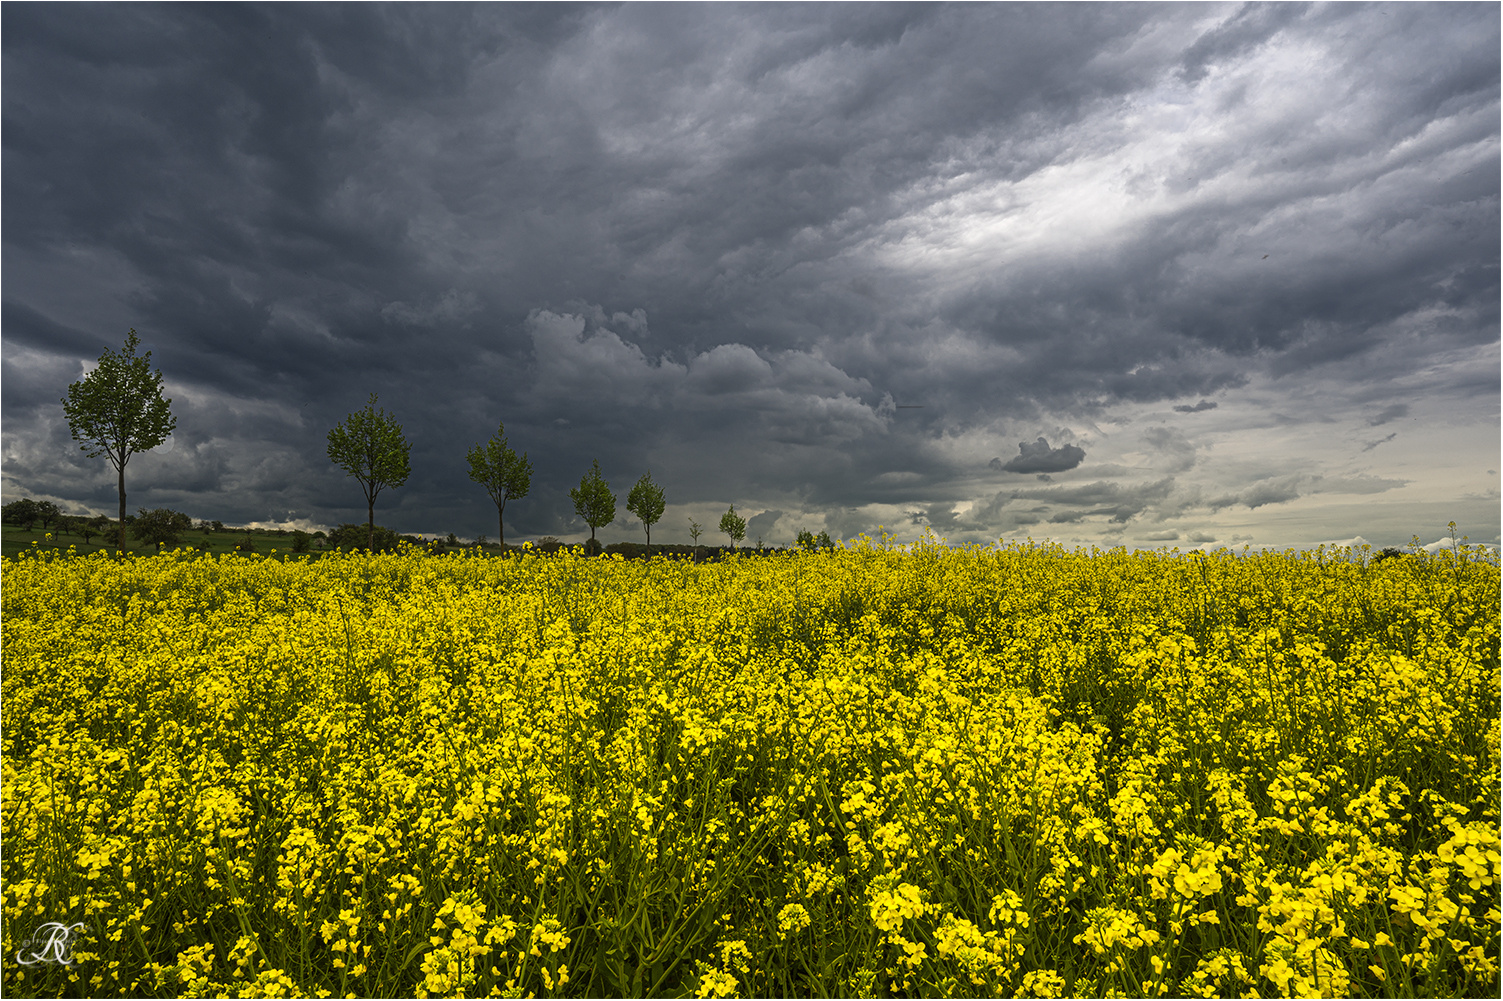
<box><xmin>131</xmin><ymin>508</ymin><xmax>192</xmax><ymax>548</ymax></box>
<box><xmin>327</xmin><ymin>523</ymin><xmax>402</xmax><ymax>552</ymax></box>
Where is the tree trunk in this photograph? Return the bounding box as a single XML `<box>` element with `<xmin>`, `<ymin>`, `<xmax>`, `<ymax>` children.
<box><xmin>117</xmin><ymin>462</ymin><xmax>126</xmax><ymax>559</ymax></box>
<box><xmin>498</xmin><ymin>501</ymin><xmax>505</xmax><ymax>548</ymax></box>
<box><xmin>367</xmin><ymin>499</ymin><xmax>375</xmax><ymax>552</ymax></box>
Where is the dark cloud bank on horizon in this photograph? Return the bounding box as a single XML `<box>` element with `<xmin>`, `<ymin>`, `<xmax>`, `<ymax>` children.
<box><xmin>2</xmin><ymin>3</ymin><xmax>1498</xmax><ymax>548</ymax></box>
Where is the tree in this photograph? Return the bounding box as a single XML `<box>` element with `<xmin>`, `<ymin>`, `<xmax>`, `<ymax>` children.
<box><xmin>36</xmin><ymin>501</ymin><xmax>61</xmax><ymax>532</ymax></box>
<box><xmin>2</xmin><ymin>499</ymin><xmax>41</xmax><ymax>531</ymax></box>
<box><xmin>77</xmin><ymin>519</ymin><xmax>98</xmax><ymax>545</ymax></box>
<box><xmin>689</xmin><ymin>519</ymin><xmax>703</xmax><ymax>546</ymax></box>
<box><xmin>719</xmin><ymin>505</ymin><xmax>746</xmax><ymax>550</ymax></box>
<box><xmin>467</xmin><ymin>422</ymin><xmax>533</xmax><ymax>547</ymax></box>
<box><xmin>61</xmin><ymin>329</ymin><xmax>177</xmax><ymax>556</ymax></box>
<box><xmin>626</xmin><ymin>471</ymin><xmax>666</xmax><ymax>547</ymax></box>
<box><xmin>131</xmin><ymin>507</ymin><xmax>192</xmax><ymax>548</ymax></box>
<box><xmin>569</xmin><ymin>459</ymin><xmax>615</xmax><ymax>547</ymax></box>
<box><xmin>327</xmin><ymin>394</ymin><xmax>411</xmax><ymax>552</ymax></box>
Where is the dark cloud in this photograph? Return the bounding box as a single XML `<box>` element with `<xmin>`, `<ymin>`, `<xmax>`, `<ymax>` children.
<box><xmin>991</xmin><ymin>438</ymin><xmax>1087</xmax><ymax>475</ymax></box>
<box><xmin>1178</xmin><ymin>2</ymin><xmax>1310</xmax><ymax>85</ymax></box>
<box><xmin>2</xmin><ymin>4</ymin><xmax>1496</xmax><ymax>548</ymax></box>
<box><xmin>1004</xmin><ymin>477</ymin><xmax>1176</xmax><ymax>525</ymax></box>
<box><xmin>746</xmin><ymin>509</ymin><xmax>784</xmax><ymax>543</ymax></box>
<box><xmin>1208</xmin><ymin>476</ymin><xmax>1302</xmax><ymax>512</ymax></box>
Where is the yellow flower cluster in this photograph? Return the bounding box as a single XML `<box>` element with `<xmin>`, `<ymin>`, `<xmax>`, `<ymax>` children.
<box><xmin>2</xmin><ymin>537</ymin><xmax>1497</xmax><ymax>997</ymax></box>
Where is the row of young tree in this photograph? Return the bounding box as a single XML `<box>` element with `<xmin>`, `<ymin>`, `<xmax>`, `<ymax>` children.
<box><xmin>52</xmin><ymin>330</ymin><xmax>834</xmax><ymax>556</ymax></box>
<box><xmin>326</xmin><ymin>395</ymin><xmax>800</xmax><ymax>553</ymax></box>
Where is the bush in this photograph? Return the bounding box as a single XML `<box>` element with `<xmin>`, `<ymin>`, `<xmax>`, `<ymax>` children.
<box><xmin>131</xmin><ymin>508</ymin><xmax>193</xmax><ymax>548</ymax></box>
<box><xmin>290</xmin><ymin>530</ymin><xmax>312</xmax><ymax>553</ymax></box>
<box><xmin>327</xmin><ymin>523</ymin><xmax>403</xmax><ymax>552</ymax></box>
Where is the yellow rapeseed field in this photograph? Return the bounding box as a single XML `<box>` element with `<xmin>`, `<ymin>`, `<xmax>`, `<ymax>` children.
<box><xmin>2</xmin><ymin>537</ymin><xmax>1498</xmax><ymax>998</ymax></box>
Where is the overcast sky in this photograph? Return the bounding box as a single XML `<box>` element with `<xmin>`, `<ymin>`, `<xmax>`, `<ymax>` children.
<box><xmin>4</xmin><ymin>2</ymin><xmax>1498</xmax><ymax>550</ymax></box>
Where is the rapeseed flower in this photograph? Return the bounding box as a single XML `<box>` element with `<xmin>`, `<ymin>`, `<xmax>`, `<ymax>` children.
<box><xmin>2</xmin><ymin>540</ymin><xmax>1496</xmax><ymax>997</ymax></box>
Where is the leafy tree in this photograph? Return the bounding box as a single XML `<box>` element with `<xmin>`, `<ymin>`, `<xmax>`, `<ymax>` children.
<box><xmin>688</xmin><ymin>519</ymin><xmax>703</xmax><ymax>546</ymax></box>
<box><xmin>77</xmin><ymin>519</ymin><xmax>99</xmax><ymax>545</ymax></box>
<box><xmin>2</xmin><ymin>499</ymin><xmax>41</xmax><ymax>531</ymax></box>
<box><xmin>35</xmin><ymin>501</ymin><xmax>61</xmax><ymax>532</ymax></box>
<box><xmin>291</xmin><ymin>530</ymin><xmax>312</xmax><ymax>553</ymax></box>
<box><xmin>719</xmin><ymin>505</ymin><xmax>746</xmax><ymax>550</ymax></box>
<box><xmin>326</xmin><ymin>394</ymin><xmax>411</xmax><ymax>552</ymax></box>
<box><xmin>61</xmin><ymin>329</ymin><xmax>177</xmax><ymax>556</ymax></box>
<box><xmin>796</xmin><ymin>528</ymin><xmax>815</xmax><ymax>550</ymax></box>
<box><xmin>467</xmin><ymin>422</ymin><xmax>532</xmax><ymax>547</ymax></box>
<box><xmin>569</xmin><ymin>459</ymin><xmax>616</xmax><ymax>547</ymax></box>
<box><xmin>816</xmin><ymin>530</ymin><xmax>833</xmax><ymax>550</ymax></box>
<box><xmin>131</xmin><ymin>507</ymin><xmax>191</xmax><ymax>548</ymax></box>
<box><xmin>626</xmin><ymin>471</ymin><xmax>666</xmax><ymax>547</ymax></box>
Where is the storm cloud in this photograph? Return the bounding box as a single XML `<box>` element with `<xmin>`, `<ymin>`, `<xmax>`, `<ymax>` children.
<box><xmin>2</xmin><ymin>3</ymin><xmax>1497</xmax><ymax>550</ymax></box>
<box><xmin>991</xmin><ymin>438</ymin><xmax>1088</xmax><ymax>475</ymax></box>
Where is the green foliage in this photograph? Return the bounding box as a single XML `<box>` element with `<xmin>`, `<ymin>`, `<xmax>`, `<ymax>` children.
<box><xmin>795</xmin><ymin>527</ymin><xmax>836</xmax><ymax>551</ymax></box>
<box><xmin>466</xmin><ymin>422</ymin><xmax>532</xmax><ymax>546</ymax></box>
<box><xmin>719</xmin><ymin>505</ymin><xmax>747</xmax><ymax>548</ymax></box>
<box><xmin>291</xmin><ymin>530</ymin><xmax>312</xmax><ymax>553</ymax></box>
<box><xmin>569</xmin><ymin>459</ymin><xmax>616</xmax><ymax>543</ymax></box>
<box><xmin>327</xmin><ymin>523</ymin><xmax>402</xmax><ymax>552</ymax></box>
<box><xmin>626</xmin><ymin>471</ymin><xmax>666</xmax><ymax>546</ymax></box>
<box><xmin>130</xmin><ymin>508</ymin><xmax>192</xmax><ymax>548</ymax></box>
<box><xmin>34</xmin><ymin>501</ymin><xmax>60</xmax><ymax>531</ymax></box>
<box><xmin>326</xmin><ymin>394</ymin><xmax>411</xmax><ymax>551</ymax></box>
<box><xmin>2</xmin><ymin>499</ymin><xmax>41</xmax><ymax>531</ymax></box>
<box><xmin>60</xmin><ymin>329</ymin><xmax>177</xmax><ymax>553</ymax></box>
